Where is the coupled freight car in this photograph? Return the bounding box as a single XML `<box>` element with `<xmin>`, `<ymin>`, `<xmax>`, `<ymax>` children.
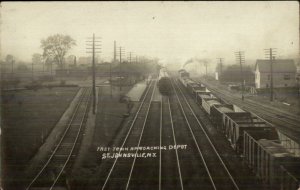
<box><xmin>177</xmin><ymin>69</ymin><xmax>300</xmax><ymax>189</ymax></box>
<box><xmin>178</xmin><ymin>69</ymin><xmax>190</xmax><ymax>78</ymax></box>
<box><xmin>243</xmin><ymin>133</ymin><xmax>300</xmax><ymax>190</ymax></box>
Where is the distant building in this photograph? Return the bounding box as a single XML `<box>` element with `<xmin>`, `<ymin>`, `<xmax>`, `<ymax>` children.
<box><xmin>255</xmin><ymin>59</ymin><xmax>296</xmax><ymax>89</ymax></box>
<box><xmin>78</xmin><ymin>56</ymin><xmax>98</xmax><ymax>65</ymax></box>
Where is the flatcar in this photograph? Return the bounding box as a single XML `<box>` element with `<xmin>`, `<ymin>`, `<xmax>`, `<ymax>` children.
<box><xmin>158</xmin><ymin>68</ymin><xmax>172</xmax><ymax>96</ymax></box>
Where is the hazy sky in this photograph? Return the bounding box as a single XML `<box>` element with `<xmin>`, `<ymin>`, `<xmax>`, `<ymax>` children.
<box><xmin>1</xmin><ymin>1</ymin><xmax>299</xmax><ymax>66</ymax></box>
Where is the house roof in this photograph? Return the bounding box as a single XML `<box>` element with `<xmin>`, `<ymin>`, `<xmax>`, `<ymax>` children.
<box><xmin>256</xmin><ymin>59</ymin><xmax>296</xmax><ymax>73</ymax></box>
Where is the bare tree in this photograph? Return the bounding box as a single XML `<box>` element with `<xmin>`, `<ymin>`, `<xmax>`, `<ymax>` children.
<box><xmin>41</xmin><ymin>34</ymin><xmax>76</xmax><ymax>69</ymax></box>
<box><xmin>32</xmin><ymin>53</ymin><xmax>43</xmax><ymax>65</ymax></box>
<box><xmin>5</xmin><ymin>54</ymin><xmax>14</xmax><ymax>64</ymax></box>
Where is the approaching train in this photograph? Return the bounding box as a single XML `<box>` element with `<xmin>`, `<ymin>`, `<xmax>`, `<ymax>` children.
<box><xmin>158</xmin><ymin>68</ymin><xmax>172</xmax><ymax>96</ymax></box>
<box><xmin>178</xmin><ymin>69</ymin><xmax>300</xmax><ymax>190</ymax></box>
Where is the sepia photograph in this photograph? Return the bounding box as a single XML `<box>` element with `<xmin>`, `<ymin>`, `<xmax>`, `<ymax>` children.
<box><xmin>1</xmin><ymin>1</ymin><xmax>300</xmax><ymax>190</ymax></box>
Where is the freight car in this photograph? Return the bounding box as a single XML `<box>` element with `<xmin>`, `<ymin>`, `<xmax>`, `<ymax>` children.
<box><xmin>158</xmin><ymin>68</ymin><xmax>172</xmax><ymax>96</ymax></box>
<box><xmin>196</xmin><ymin>93</ymin><xmax>217</xmax><ymax>105</ymax></box>
<box><xmin>279</xmin><ymin>164</ymin><xmax>300</xmax><ymax>190</ymax></box>
<box><xmin>210</xmin><ymin>104</ymin><xmax>242</xmax><ymax>131</ymax></box>
<box><xmin>177</xmin><ymin>69</ymin><xmax>299</xmax><ymax>189</ymax></box>
<box><xmin>178</xmin><ymin>69</ymin><xmax>190</xmax><ymax>78</ymax></box>
<box><xmin>243</xmin><ymin>133</ymin><xmax>300</xmax><ymax>190</ymax></box>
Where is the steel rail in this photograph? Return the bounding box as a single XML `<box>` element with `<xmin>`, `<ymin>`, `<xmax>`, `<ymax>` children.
<box><xmin>125</xmin><ymin>80</ymin><xmax>157</xmax><ymax>189</ymax></box>
<box><xmin>50</xmin><ymin>89</ymin><xmax>92</xmax><ymax>189</ymax></box>
<box><xmin>167</xmin><ymin>98</ymin><xmax>184</xmax><ymax>190</ymax></box>
<box><xmin>25</xmin><ymin>88</ymin><xmax>89</xmax><ymax>190</ymax></box>
<box><xmin>173</xmin><ymin>79</ymin><xmax>240</xmax><ymax>190</ymax></box>
<box><xmin>100</xmin><ymin>80</ymin><xmax>154</xmax><ymax>190</ymax></box>
<box><xmin>159</xmin><ymin>96</ymin><xmax>162</xmax><ymax>190</ymax></box>
<box><xmin>201</xmin><ymin>81</ymin><xmax>300</xmax><ymax>128</ymax></box>
<box><xmin>171</xmin><ymin>81</ymin><xmax>217</xmax><ymax>190</ymax></box>
<box><xmin>198</xmin><ymin>81</ymin><xmax>300</xmax><ymax>140</ymax></box>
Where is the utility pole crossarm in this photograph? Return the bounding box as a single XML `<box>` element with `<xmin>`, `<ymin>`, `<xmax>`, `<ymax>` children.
<box><xmin>86</xmin><ymin>33</ymin><xmax>101</xmax><ymax>114</ymax></box>
<box><xmin>264</xmin><ymin>48</ymin><xmax>277</xmax><ymax>102</ymax></box>
<box><xmin>235</xmin><ymin>51</ymin><xmax>245</xmax><ymax>101</ymax></box>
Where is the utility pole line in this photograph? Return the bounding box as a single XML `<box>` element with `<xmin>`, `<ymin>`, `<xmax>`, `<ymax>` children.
<box><xmin>217</xmin><ymin>58</ymin><xmax>224</xmax><ymax>74</ymax></box>
<box><xmin>86</xmin><ymin>34</ymin><xmax>101</xmax><ymax>114</ymax></box>
<box><xmin>129</xmin><ymin>52</ymin><xmax>132</xmax><ymax>64</ymax></box>
<box><xmin>264</xmin><ymin>48</ymin><xmax>277</xmax><ymax>102</ymax></box>
<box><xmin>114</xmin><ymin>40</ymin><xmax>117</xmax><ymax>63</ymax></box>
<box><xmin>118</xmin><ymin>46</ymin><xmax>125</xmax><ymax>92</ymax></box>
<box><xmin>109</xmin><ymin>60</ymin><xmax>112</xmax><ymax>98</ymax></box>
<box><xmin>50</xmin><ymin>61</ymin><xmax>53</xmax><ymax>76</ymax></box>
<box><xmin>11</xmin><ymin>59</ymin><xmax>14</xmax><ymax>75</ymax></box>
<box><xmin>217</xmin><ymin>58</ymin><xmax>224</xmax><ymax>80</ymax></box>
<box><xmin>74</xmin><ymin>56</ymin><xmax>77</xmax><ymax>66</ymax></box>
<box><xmin>32</xmin><ymin>62</ymin><xmax>34</xmax><ymax>80</ymax></box>
<box><xmin>235</xmin><ymin>51</ymin><xmax>245</xmax><ymax>101</ymax></box>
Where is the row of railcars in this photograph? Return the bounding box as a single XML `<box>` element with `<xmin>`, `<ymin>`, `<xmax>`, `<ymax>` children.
<box><xmin>177</xmin><ymin>69</ymin><xmax>299</xmax><ymax>190</ymax></box>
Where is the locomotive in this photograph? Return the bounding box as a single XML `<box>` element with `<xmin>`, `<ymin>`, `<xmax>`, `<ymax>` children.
<box><xmin>157</xmin><ymin>68</ymin><xmax>172</xmax><ymax>96</ymax></box>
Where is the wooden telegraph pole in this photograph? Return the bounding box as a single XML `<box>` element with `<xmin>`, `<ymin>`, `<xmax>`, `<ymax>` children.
<box><xmin>235</xmin><ymin>51</ymin><xmax>245</xmax><ymax>101</ymax></box>
<box><xmin>86</xmin><ymin>34</ymin><xmax>101</xmax><ymax>114</ymax></box>
<box><xmin>264</xmin><ymin>48</ymin><xmax>276</xmax><ymax>102</ymax></box>
<box><xmin>118</xmin><ymin>46</ymin><xmax>125</xmax><ymax>92</ymax></box>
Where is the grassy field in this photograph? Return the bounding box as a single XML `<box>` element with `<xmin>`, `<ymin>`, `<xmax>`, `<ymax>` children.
<box><xmin>1</xmin><ymin>87</ymin><xmax>79</xmax><ymax>187</ymax></box>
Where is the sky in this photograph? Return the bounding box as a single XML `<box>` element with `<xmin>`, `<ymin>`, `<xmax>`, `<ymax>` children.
<box><xmin>1</xmin><ymin>1</ymin><xmax>299</xmax><ymax>70</ymax></box>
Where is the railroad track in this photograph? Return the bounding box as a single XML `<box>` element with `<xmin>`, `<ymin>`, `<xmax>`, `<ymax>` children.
<box><xmin>198</xmin><ymin>79</ymin><xmax>300</xmax><ymax>139</ymax></box>
<box><xmin>171</xmin><ymin>78</ymin><xmax>240</xmax><ymax>190</ymax></box>
<box><xmin>26</xmin><ymin>87</ymin><xmax>92</xmax><ymax>190</ymax></box>
<box><xmin>97</xmin><ymin>80</ymin><xmax>157</xmax><ymax>190</ymax></box>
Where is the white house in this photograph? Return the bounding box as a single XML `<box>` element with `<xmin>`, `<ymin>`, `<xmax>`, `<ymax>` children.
<box><xmin>255</xmin><ymin>59</ymin><xmax>296</xmax><ymax>89</ymax></box>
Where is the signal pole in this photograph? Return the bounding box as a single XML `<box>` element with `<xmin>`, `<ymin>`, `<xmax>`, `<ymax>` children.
<box><xmin>264</xmin><ymin>48</ymin><xmax>276</xmax><ymax>102</ymax></box>
<box><xmin>86</xmin><ymin>34</ymin><xmax>101</xmax><ymax>114</ymax></box>
<box><xmin>235</xmin><ymin>51</ymin><xmax>245</xmax><ymax>101</ymax></box>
